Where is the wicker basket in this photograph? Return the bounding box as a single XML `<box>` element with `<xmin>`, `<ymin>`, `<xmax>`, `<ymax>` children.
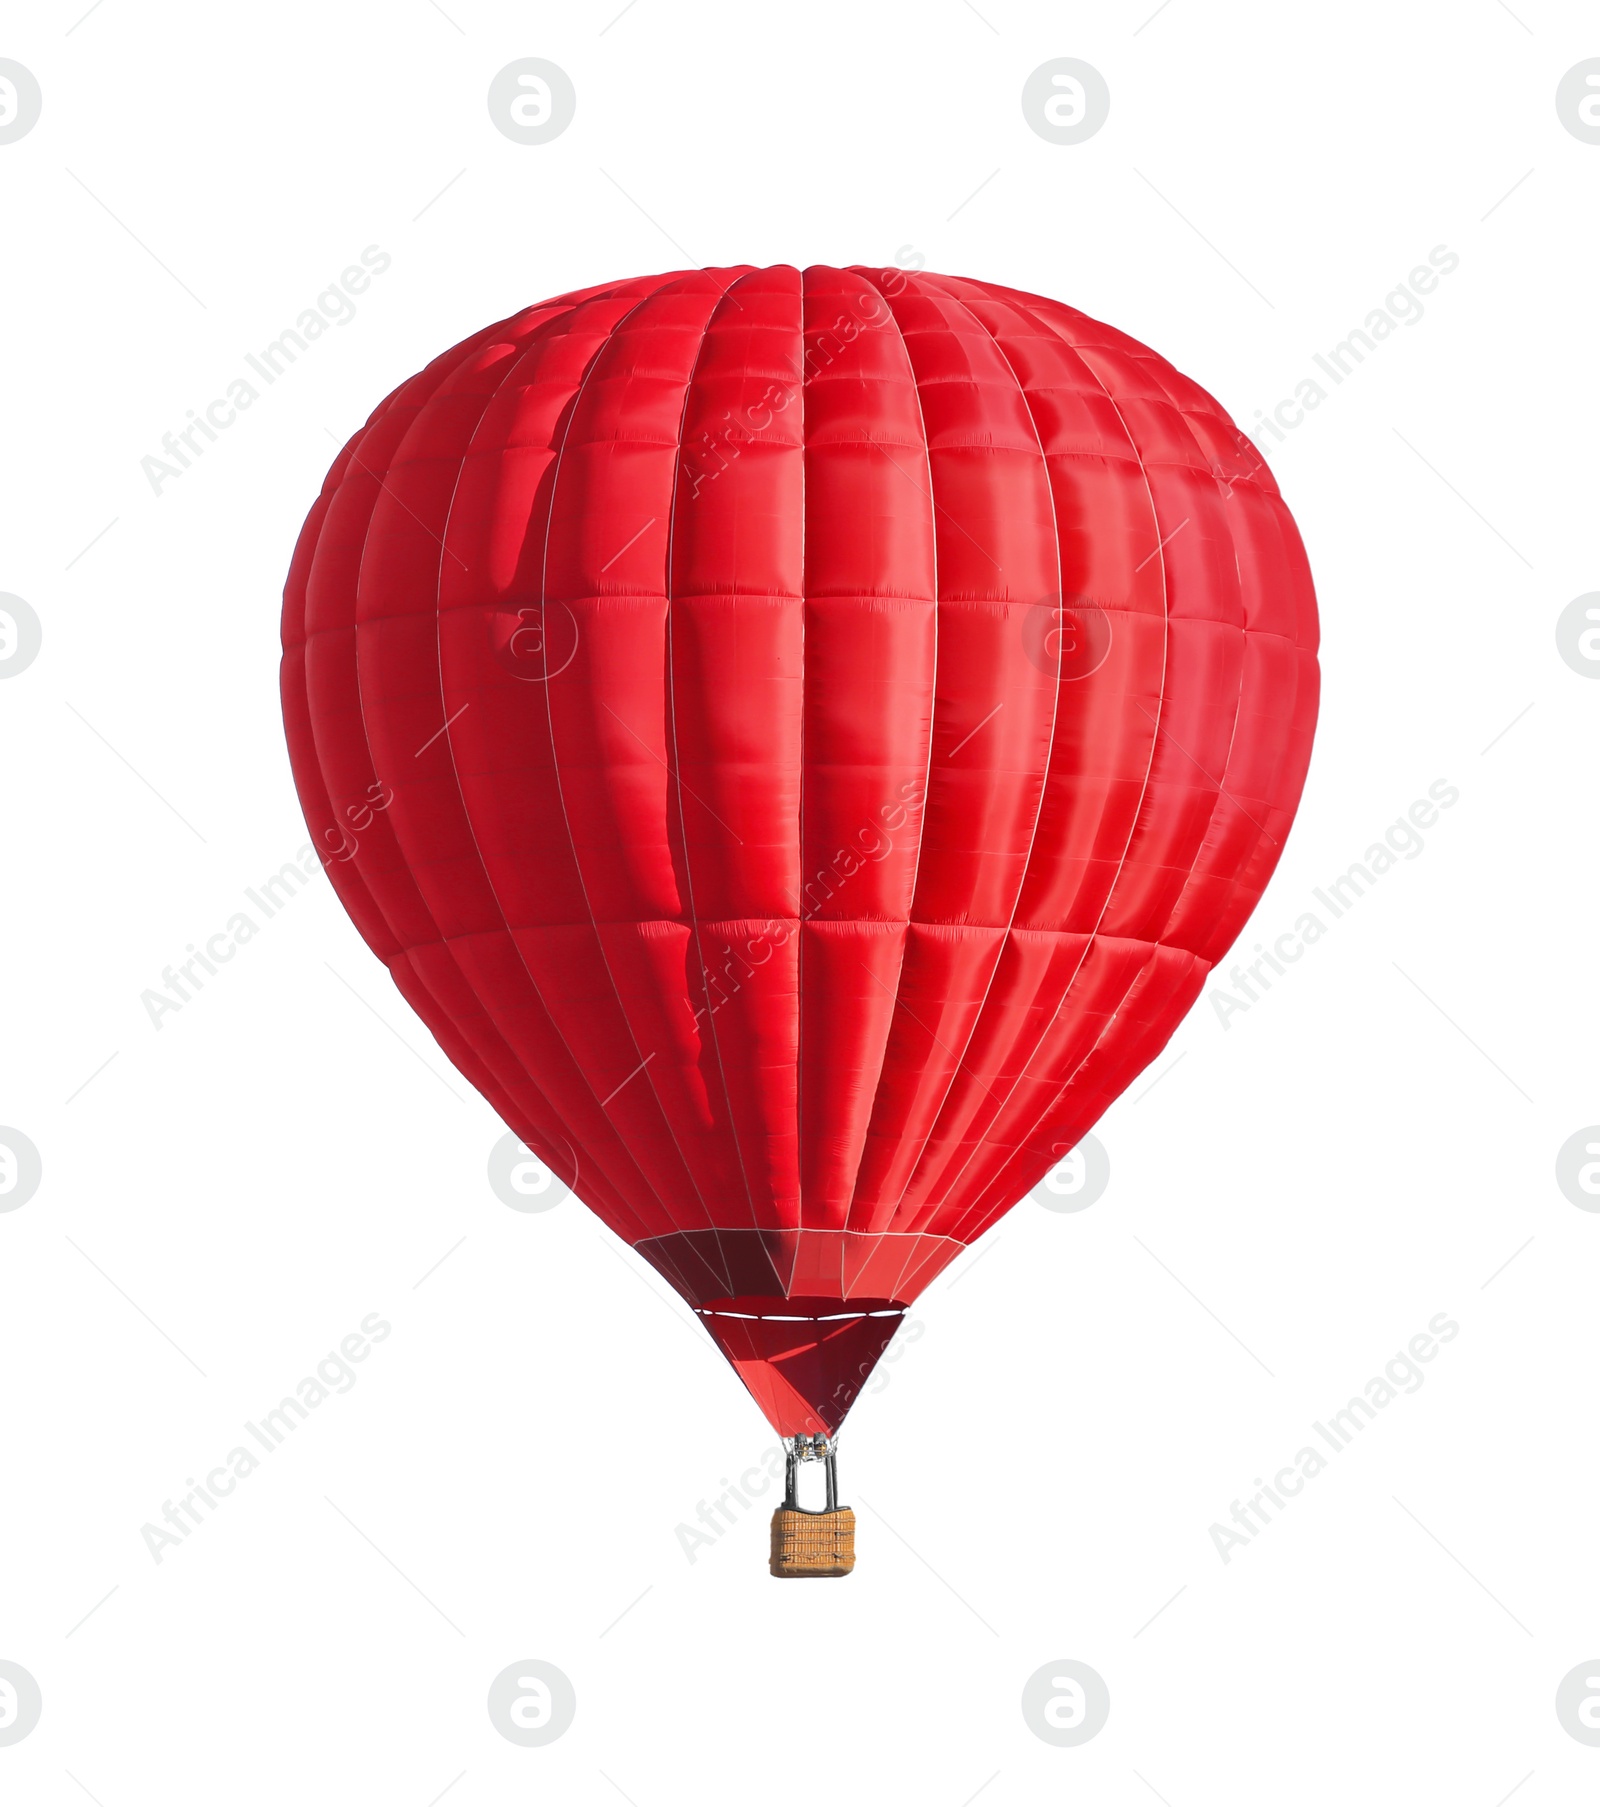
<box><xmin>769</xmin><ymin>1506</ymin><xmax>856</xmax><ymax>1577</ymax></box>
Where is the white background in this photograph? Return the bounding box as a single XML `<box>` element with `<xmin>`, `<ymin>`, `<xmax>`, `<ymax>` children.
<box><xmin>2</xmin><ymin>1</ymin><xmax>1597</xmax><ymax>1801</ymax></box>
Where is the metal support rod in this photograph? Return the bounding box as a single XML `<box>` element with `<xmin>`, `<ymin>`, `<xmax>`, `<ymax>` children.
<box><xmin>782</xmin><ymin>1432</ymin><xmax>840</xmax><ymax>1513</ymax></box>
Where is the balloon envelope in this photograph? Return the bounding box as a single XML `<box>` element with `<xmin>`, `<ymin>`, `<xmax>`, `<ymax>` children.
<box><xmin>281</xmin><ymin>265</ymin><xmax>1319</xmax><ymax>1437</ymax></box>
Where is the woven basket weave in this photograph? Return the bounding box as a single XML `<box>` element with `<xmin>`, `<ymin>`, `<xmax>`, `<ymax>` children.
<box><xmin>769</xmin><ymin>1506</ymin><xmax>856</xmax><ymax>1577</ymax></box>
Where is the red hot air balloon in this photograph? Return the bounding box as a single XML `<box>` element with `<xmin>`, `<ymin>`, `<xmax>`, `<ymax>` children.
<box><xmin>282</xmin><ymin>265</ymin><xmax>1318</xmax><ymax>1572</ymax></box>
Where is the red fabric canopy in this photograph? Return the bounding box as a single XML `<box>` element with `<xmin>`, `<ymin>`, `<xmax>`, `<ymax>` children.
<box><xmin>282</xmin><ymin>265</ymin><xmax>1319</xmax><ymax>1437</ymax></box>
